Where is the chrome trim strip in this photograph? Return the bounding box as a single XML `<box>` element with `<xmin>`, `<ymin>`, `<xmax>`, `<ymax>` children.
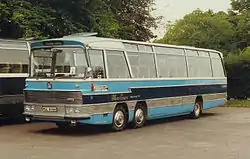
<box><xmin>0</xmin><ymin>47</ymin><xmax>28</xmax><ymax>50</ymax></box>
<box><xmin>25</xmin><ymin>77</ymin><xmax>227</xmax><ymax>82</ymax></box>
<box><xmin>0</xmin><ymin>73</ymin><xmax>28</xmax><ymax>78</ymax></box>
<box><xmin>182</xmin><ymin>95</ymin><xmax>196</xmax><ymax>105</ymax></box>
<box><xmin>24</xmin><ymin>93</ymin><xmax>227</xmax><ymax>118</ymax></box>
<box><xmin>146</xmin><ymin>96</ymin><xmax>183</xmax><ymax>108</ymax></box>
<box><xmin>203</xmin><ymin>93</ymin><xmax>227</xmax><ymax>101</ymax></box>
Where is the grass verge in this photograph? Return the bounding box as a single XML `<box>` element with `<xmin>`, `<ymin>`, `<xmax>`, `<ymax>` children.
<box><xmin>224</xmin><ymin>100</ymin><xmax>250</xmax><ymax>108</ymax></box>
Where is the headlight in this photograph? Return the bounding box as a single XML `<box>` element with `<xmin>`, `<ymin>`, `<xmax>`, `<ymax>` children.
<box><xmin>66</xmin><ymin>107</ymin><xmax>80</xmax><ymax>114</ymax></box>
<box><xmin>24</xmin><ymin>105</ymin><xmax>35</xmax><ymax>112</ymax></box>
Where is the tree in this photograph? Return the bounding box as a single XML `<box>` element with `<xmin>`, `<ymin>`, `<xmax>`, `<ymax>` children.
<box><xmin>108</xmin><ymin>0</ymin><xmax>161</xmax><ymax>41</ymax></box>
<box><xmin>0</xmin><ymin>0</ymin><xmax>160</xmax><ymax>41</ymax></box>
<box><xmin>228</xmin><ymin>0</ymin><xmax>250</xmax><ymax>51</ymax></box>
<box><xmin>231</xmin><ymin>0</ymin><xmax>250</xmax><ymax>12</ymax></box>
<box><xmin>225</xmin><ymin>47</ymin><xmax>250</xmax><ymax>99</ymax></box>
<box><xmin>155</xmin><ymin>9</ymin><xmax>235</xmax><ymax>54</ymax></box>
<box><xmin>0</xmin><ymin>0</ymin><xmax>87</xmax><ymax>39</ymax></box>
<box><xmin>29</xmin><ymin>0</ymin><xmax>120</xmax><ymax>38</ymax></box>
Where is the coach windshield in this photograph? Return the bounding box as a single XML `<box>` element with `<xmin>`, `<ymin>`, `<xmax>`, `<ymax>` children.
<box><xmin>31</xmin><ymin>47</ymin><xmax>88</xmax><ymax>78</ymax></box>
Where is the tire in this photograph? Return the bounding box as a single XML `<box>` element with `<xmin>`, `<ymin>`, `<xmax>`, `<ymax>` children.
<box><xmin>111</xmin><ymin>106</ymin><xmax>127</xmax><ymax>131</ymax></box>
<box><xmin>191</xmin><ymin>100</ymin><xmax>202</xmax><ymax>119</ymax></box>
<box><xmin>132</xmin><ymin>104</ymin><xmax>146</xmax><ymax>129</ymax></box>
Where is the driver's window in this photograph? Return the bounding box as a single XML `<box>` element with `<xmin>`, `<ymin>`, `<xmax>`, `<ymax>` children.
<box><xmin>89</xmin><ymin>49</ymin><xmax>105</xmax><ymax>78</ymax></box>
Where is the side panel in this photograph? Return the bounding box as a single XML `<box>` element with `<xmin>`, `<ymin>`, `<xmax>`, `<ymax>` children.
<box><xmin>24</xmin><ymin>78</ymin><xmax>227</xmax><ymax>124</ymax></box>
<box><xmin>0</xmin><ymin>77</ymin><xmax>26</xmax><ymax>96</ymax></box>
<box><xmin>0</xmin><ymin>77</ymin><xmax>26</xmax><ymax>118</ymax></box>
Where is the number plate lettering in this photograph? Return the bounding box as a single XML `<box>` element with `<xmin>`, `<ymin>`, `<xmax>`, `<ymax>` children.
<box><xmin>41</xmin><ymin>106</ymin><xmax>58</xmax><ymax>112</ymax></box>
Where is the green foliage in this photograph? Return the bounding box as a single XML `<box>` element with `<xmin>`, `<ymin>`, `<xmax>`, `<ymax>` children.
<box><xmin>231</xmin><ymin>0</ymin><xmax>250</xmax><ymax>12</ymax></box>
<box><xmin>225</xmin><ymin>100</ymin><xmax>250</xmax><ymax>107</ymax></box>
<box><xmin>225</xmin><ymin>47</ymin><xmax>250</xmax><ymax>65</ymax></box>
<box><xmin>155</xmin><ymin>0</ymin><xmax>249</xmax><ymax>100</ymax></box>
<box><xmin>108</xmin><ymin>0</ymin><xmax>161</xmax><ymax>41</ymax></box>
<box><xmin>0</xmin><ymin>0</ymin><xmax>159</xmax><ymax>41</ymax></box>
<box><xmin>156</xmin><ymin>0</ymin><xmax>249</xmax><ymax>55</ymax></box>
<box><xmin>155</xmin><ymin>9</ymin><xmax>235</xmax><ymax>54</ymax></box>
<box><xmin>226</xmin><ymin>47</ymin><xmax>250</xmax><ymax>99</ymax></box>
<box><xmin>229</xmin><ymin>0</ymin><xmax>250</xmax><ymax>50</ymax></box>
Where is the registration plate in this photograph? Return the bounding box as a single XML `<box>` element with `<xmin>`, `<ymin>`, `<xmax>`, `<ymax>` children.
<box><xmin>41</xmin><ymin>106</ymin><xmax>58</xmax><ymax>112</ymax></box>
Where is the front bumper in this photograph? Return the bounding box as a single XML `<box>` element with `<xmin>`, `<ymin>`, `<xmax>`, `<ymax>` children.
<box><xmin>24</xmin><ymin>114</ymin><xmax>91</xmax><ymax>123</ymax></box>
<box><xmin>23</xmin><ymin>102</ymin><xmax>115</xmax><ymax>122</ymax></box>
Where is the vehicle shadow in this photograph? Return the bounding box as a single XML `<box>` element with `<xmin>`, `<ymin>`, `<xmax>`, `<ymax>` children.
<box><xmin>0</xmin><ymin>116</ymin><xmax>28</xmax><ymax>127</ymax></box>
<box><xmin>31</xmin><ymin>124</ymin><xmax>115</xmax><ymax>137</ymax></box>
<box><xmin>144</xmin><ymin>111</ymin><xmax>219</xmax><ymax>127</ymax></box>
<box><xmin>31</xmin><ymin>112</ymin><xmax>219</xmax><ymax>137</ymax></box>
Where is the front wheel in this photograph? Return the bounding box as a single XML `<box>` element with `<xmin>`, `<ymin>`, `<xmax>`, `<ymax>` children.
<box><xmin>111</xmin><ymin>106</ymin><xmax>127</xmax><ymax>131</ymax></box>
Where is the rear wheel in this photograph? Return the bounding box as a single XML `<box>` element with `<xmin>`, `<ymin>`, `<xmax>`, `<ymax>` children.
<box><xmin>191</xmin><ymin>100</ymin><xmax>202</xmax><ymax>119</ymax></box>
<box><xmin>132</xmin><ymin>104</ymin><xmax>146</xmax><ymax>129</ymax></box>
<box><xmin>111</xmin><ymin>106</ymin><xmax>127</xmax><ymax>131</ymax></box>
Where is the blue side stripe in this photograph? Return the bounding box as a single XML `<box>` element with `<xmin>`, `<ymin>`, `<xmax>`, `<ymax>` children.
<box><xmin>25</xmin><ymin>79</ymin><xmax>227</xmax><ymax>94</ymax></box>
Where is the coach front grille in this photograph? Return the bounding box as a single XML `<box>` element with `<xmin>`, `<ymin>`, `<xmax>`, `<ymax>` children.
<box><xmin>24</xmin><ymin>90</ymin><xmax>83</xmax><ymax>104</ymax></box>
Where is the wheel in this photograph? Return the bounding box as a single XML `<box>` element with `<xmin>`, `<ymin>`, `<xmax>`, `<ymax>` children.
<box><xmin>111</xmin><ymin>106</ymin><xmax>127</xmax><ymax>131</ymax></box>
<box><xmin>191</xmin><ymin>100</ymin><xmax>202</xmax><ymax>119</ymax></box>
<box><xmin>132</xmin><ymin>104</ymin><xmax>146</xmax><ymax>129</ymax></box>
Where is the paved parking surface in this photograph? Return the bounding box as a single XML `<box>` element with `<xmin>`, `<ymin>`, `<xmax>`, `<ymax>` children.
<box><xmin>0</xmin><ymin>107</ymin><xmax>250</xmax><ymax>159</ymax></box>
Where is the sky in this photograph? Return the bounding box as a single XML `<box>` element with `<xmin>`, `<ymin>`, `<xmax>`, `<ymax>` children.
<box><xmin>153</xmin><ymin>0</ymin><xmax>231</xmax><ymax>39</ymax></box>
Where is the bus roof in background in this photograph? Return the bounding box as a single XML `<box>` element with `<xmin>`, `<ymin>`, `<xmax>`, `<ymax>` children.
<box><xmin>0</xmin><ymin>39</ymin><xmax>29</xmax><ymax>50</ymax></box>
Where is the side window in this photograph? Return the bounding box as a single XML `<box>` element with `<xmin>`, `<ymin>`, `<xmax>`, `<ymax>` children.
<box><xmin>0</xmin><ymin>49</ymin><xmax>29</xmax><ymax>73</ymax></box>
<box><xmin>196</xmin><ymin>51</ymin><xmax>212</xmax><ymax>77</ymax></box>
<box><xmin>75</xmin><ymin>51</ymin><xmax>88</xmax><ymax>76</ymax></box>
<box><xmin>155</xmin><ymin>46</ymin><xmax>185</xmax><ymax>55</ymax></box>
<box><xmin>89</xmin><ymin>49</ymin><xmax>105</xmax><ymax>78</ymax></box>
<box><xmin>210</xmin><ymin>52</ymin><xmax>225</xmax><ymax>77</ymax></box>
<box><xmin>186</xmin><ymin>50</ymin><xmax>212</xmax><ymax>77</ymax></box>
<box><xmin>138</xmin><ymin>45</ymin><xmax>153</xmax><ymax>52</ymax></box>
<box><xmin>0</xmin><ymin>63</ymin><xmax>11</xmax><ymax>73</ymax></box>
<box><xmin>127</xmin><ymin>52</ymin><xmax>139</xmax><ymax>77</ymax></box>
<box><xmin>156</xmin><ymin>48</ymin><xmax>187</xmax><ymax>78</ymax></box>
<box><xmin>138</xmin><ymin>53</ymin><xmax>156</xmax><ymax>78</ymax></box>
<box><xmin>127</xmin><ymin>52</ymin><xmax>156</xmax><ymax>78</ymax></box>
<box><xmin>123</xmin><ymin>43</ymin><xmax>138</xmax><ymax>52</ymax></box>
<box><xmin>106</xmin><ymin>50</ymin><xmax>130</xmax><ymax>78</ymax></box>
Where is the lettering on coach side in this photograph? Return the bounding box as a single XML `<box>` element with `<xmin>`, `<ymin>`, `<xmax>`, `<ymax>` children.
<box><xmin>130</xmin><ymin>95</ymin><xmax>141</xmax><ymax>99</ymax></box>
<box><xmin>111</xmin><ymin>94</ymin><xmax>129</xmax><ymax>101</ymax></box>
<box><xmin>111</xmin><ymin>94</ymin><xmax>141</xmax><ymax>102</ymax></box>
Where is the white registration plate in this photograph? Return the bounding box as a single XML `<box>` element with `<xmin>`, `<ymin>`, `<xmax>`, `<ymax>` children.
<box><xmin>41</xmin><ymin>106</ymin><xmax>58</xmax><ymax>112</ymax></box>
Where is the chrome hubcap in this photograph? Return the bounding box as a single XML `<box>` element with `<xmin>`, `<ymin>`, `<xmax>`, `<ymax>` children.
<box><xmin>135</xmin><ymin>108</ymin><xmax>144</xmax><ymax>124</ymax></box>
<box><xmin>114</xmin><ymin>110</ymin><xmax>125</xmax><ymax>128</ymax></box>
<box><xmin>194</xmin><ymin>103</ymin><xmax>200</xmax><ymax>116</ymax></box>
